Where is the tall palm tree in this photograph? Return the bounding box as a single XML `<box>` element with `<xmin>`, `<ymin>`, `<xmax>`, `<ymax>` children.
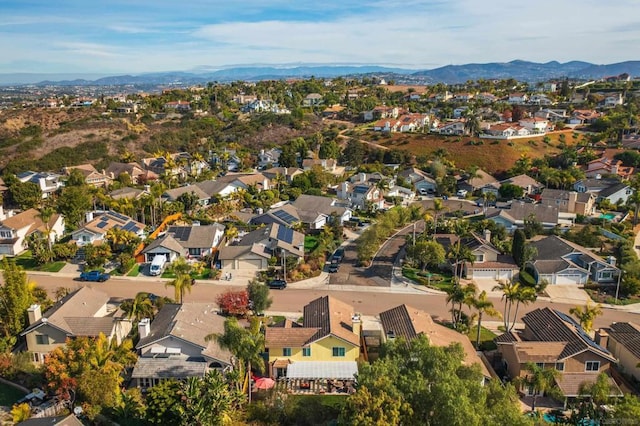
<box><xmin>447</xmin><ymin>239</ymin><xmax>475</xmax><ymax>285</ymax></box>
<box><xmin>509</xmin><ymin>285</ymin><xmax>537</xmax><ymax>332</ymax></box>
<box><xmin>446</xmin><ymin>284</ymin><xmax>475</xmax><ymax>329</ymax></box>
<box><xmin>165</xmin><ymin>273</ymin><xmax>193</xmax><ymax>304</ymax></box>
<box><xmin>465</xmin><ymin>288</ymin><xmax>502</xmax><ymax>349</ymax></box>
<box><xmin>36</xmin><ymin>205</ymin><xmax>56</xmax><ymax>251</ymax></box>
<box><xmin>121</xmin><ymin>292</ymin><xmax>155</xmax><ymax>321</ymax></box>
<box><xmin>493</xmin><ymin>279</ymin><xmax>520</xmax><ymax>331</ymax></box>
<box><xmin>426</xmin><ymin>198</ymin><xmax>447</xmax><ymax>238</ymax></box>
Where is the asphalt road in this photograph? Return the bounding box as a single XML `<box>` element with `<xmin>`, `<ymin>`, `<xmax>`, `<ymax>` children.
<box><xmin>23</xmin><ymin>273</ymin><xmax>640</xmax><ymax>330</ymax></box>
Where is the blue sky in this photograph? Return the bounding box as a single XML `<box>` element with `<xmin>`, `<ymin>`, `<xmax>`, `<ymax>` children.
<box><xmin>0</xmin><ymin>0</ymin><xmax>638</xmax><ymax>74</ymax></box>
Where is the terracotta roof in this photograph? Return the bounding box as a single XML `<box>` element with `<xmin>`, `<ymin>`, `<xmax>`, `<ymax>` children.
<box><xmin>556</xmin><ymin>373</ymin><xmax>622</xmax><ymax>397</ymax></box>
<box><xmin>513</xmin><ymin>342</ymin><xmax>567</xmax><ymax>363</ymax></box>
<box><xmin>265</xmin><ymin>327</ymin><xmax>319</xmax><ymax>347</ymax></box>
<box><xmin>379</xmin><ymin>305</ymin><xmax>491</xmax><ymax>377</ymax></box>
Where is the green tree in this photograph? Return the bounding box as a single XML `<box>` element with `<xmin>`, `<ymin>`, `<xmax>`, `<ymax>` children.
<box><xmin>9</xmin><ymin>181</ymin><xmax>41</xmax><ymax>210</ymax></box>
<box><xmin>165</xmin><ymin>257</ymin><xmax>194</xmax><ymax>303</ymax></box>
<box><xmin>0</xmin><ymin>259</ymin><xmax>33</xmax><ymax>340</ymax></box>
<box><xmin>182</xmin><ymin>370</ymin><xmax>244</xmax><ymax>426</ymax></box>
<box><xmin>57</xmin><ymin>185</ymin><xmax>92</xmax><ymax>230</ymax></box>
<box><xmin>498</xmin><ymin>183</ymin><xmax>525</xmax><ymax>199</ymax></box>
<box><xmin>569</xmin><ymin>302</ymin><xmax>603</xmax><ymax>333</ymax></box>
<box><xmin>247</xmin><ymin>279</ymin><xmax>272</xmax><ymax>315</ymax></box>
<box><xmin>319</xmin><ymin>139</ymin><xmax>341</xmax><ymax>160</ymax></box>
<box><xmin>341</xmin><ymin>335</ymin><xmax>531</xmax><ymax>426</ymax></box>
<box><xmin>514</xmin><ymin>362</ymin><xmax>563</xmax><ymax>411</ymax></box>
<box><xmin>144</xmin><ymin>380</ymin><xmax>184</xmax><ymax>425</ymax></box>
<box><xmin>466</xmin><ymin>287</ymin><xmax>502</xmax><ymax>349</ymax></box>
<box><xmin>407</xmin><ymin>239</ymin><xmax>446</xmax><ymax>271</ymax></box>
<box><xmin>512</xmin><ymin>229</ymin><xmax>526</xmax><ymax>268</ymax></box>
<box><xmin>84</xmin><ymin>242</ymin><xmax>112</xmax><ymax>268</ymax></box>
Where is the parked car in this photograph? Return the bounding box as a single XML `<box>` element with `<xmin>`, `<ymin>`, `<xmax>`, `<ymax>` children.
<box><xmin>328</xmin><ymin>263</ymin><xmax>340</xmax><ymax>273</ymax></box>
<box><xmin>456</xmin><ymin>189</ymin><xmax>468</xmax><ymax>197</ymax></box>
<box><xmin>268</xmin><ymin>279</ymin><xmax>287</xmax><ymax>290</ymax></box>
<box><xmin>79</xmin><ymin>270</ymin><xmax>110</xmax><ymax>282</ymax></box>
<box><xmin>332</xmin><ymin>248</ymin><xmax>345</xmax><ymax>263</ymax></box>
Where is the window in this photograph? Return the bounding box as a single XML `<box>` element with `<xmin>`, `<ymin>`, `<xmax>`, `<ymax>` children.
<box><xmin>36</xmin><ymin>335</ymin><xmax>49</xmax><ymax>345</ymax></box>
<box><xmin>535</xmin><ymin>362</ymin><xmax>544</xmax><ymax>369</ymax></box>
<box><xmin>189</xmin><ymin>248</ymin><xmax>202</xmax><ymax>256</ymax></box>
<box><xmin>600</xmin><ymin>271</ymin><xmax>613</xmax><ymax>280</ymax></box>
<box><xmin>0</xmin><ymin>231</ymin><xmax>12</xmax><ymax>239</ymax></box>
<box><xmin>585</xmin><ymin>361</ymin><xmax>600</xmax><ymax>372</ymax></box>
<box><xmin>555</xmin><ymin>362</ymin><xmax>565</xmax><ymax>371</ymax></box>
<box><xmin>282</xmin><ymin>348</ymin><xmax>291</xmax><ymax>357</ymax></box>
<box><xmin>332</xmin><ymin>347</ymin><xmax>346</xmax><ymax>357</ymax></box>
<box><xmin>474</xmin><ymin>254</ymin><xmax>484</xmax><ymax>262</ymax></box>
<box><xmin>302</xmin><ymin>347</ymin><xmax>311</xmax><ymax>357</ymax></box>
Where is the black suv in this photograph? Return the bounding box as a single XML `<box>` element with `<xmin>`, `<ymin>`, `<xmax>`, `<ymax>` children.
<box><xmin>332</xmin><ymin>248</ymin><xmax>345</xmax><ymax>263</ymax></box>
<box><xmin>268</xmin><ymin>279</ymin><xmax>287</xmax><ymax>290</ymax></box>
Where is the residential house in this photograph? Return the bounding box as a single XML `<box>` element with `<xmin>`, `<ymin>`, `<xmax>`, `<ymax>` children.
<box><xmin>480</xmin><ymin>123</ymin><xmax>531</xmax><ymax>139</ymax></box>
<box><xmin>172</xmin><ymin>152</ymin><xmax>210</xmax><ymax>177</ymax></box>
<box><xmin>597</xmin><ymin>323</ymin><xmax>640</xmax><ymax>381</ymax></box>
<box><xmin>540</xmin><ymin>189</ymin><xmax>596</xmax><ymax>215</ymax></box>
<box><xmin>454</xmin><ymin>93</ymin><xmax>475</xmax><ymax>102</ymax></box>
<box><xmin>585</xmin><ymin>156</ymin><xmax>634</xmax><ymax>179</ymax></box>
<box><xmin>17</xmin><ymin>414</ymin><xmax>84</xmax><ymax>426</ymax></box>
<box><xmin>303</xmin><ymin>93</ymin><xmax>323</xmax><ymax>107</ymax></box>
<box><xmin>258</xmin><ymin>148</ymin><xmax>282</xmax><ymax>168</ymax></box>
<box><xmin>164</xmin><ymin>100</ymin><xmax>191</xmax><ymax>111</ymax></box>
<box><xmin>0</xmin><ymin>208</ymin><xmax>65</xmax><ymax>256</ymax></box>
<box><xmin>132</xmin><ymin>303</ymin><xmax>233</xmax><ymax>388</ymax></box>
<box><xmin>476</xmin><ymin>92</ymin><xmax>498</xmax><ymax>103</ymax></box>
<box><xmin>62</xmin><ymin>164</ymin><xmax>112</xmax><ymax>187</ymax></box>
<box><xmin>372</xmin><ymin>118</ymin><xmax>400</xmax><ymax>132</ymax></box>
<box><xmin>495</xmin><ymin>308</ymin><xmax>620</xmax><ymax>399</ymax></box>
<box><xmin>339</xmin><ymin>183</ymin><xmax>384</xmax><ymax>211</ymax></box>
<box><xmin>528</xmin><ymin>94</ymin><xmax>553</xmax><ymax>105</ymax></box>
<box><xmin>251</xmin><ymin>204</ymin><xmax>301</xmax><ymax>228</ymax></box>
<box><xmin>142</xmin><ymin>224</ymin><xmax>225</xmax><ymax>263</ymax></box>
<box><xmin>265</xmin><ymin>296</ymin><xmax>360</xmax><ymax>380</ymax></box>
<box><xmin>291</xmin><ymin>194</ymin><xmax>352</xmax><ymax>229</ymax></box>
<box><xmin>432</xmin><ymin>119</ymin><xmax>466</xmax><ymax>135</ymax></box>
<box><xmin>105</xmin><ymin>162</ymin><xmax>159</xmax><ymax>184</ymax></box>
<box><xmin>518</xmin><ymin>117</ymin><xmax>551</xmax><ymax>134</ymax></box>
<box><xmin>196</xmin><ymin>173</ymin><xmax>271</xmax><ymax>198</ymax></box>
<box><xmin>16</xmin><ymin>171</ymin><xmax>63</xmax><ymax>199</ymax></box>
<box><xmin>162</xmin><ymin>185</ymin><xmax>211</xmax><ymax>206</ymax></box>
<box><xmin>241</xmin><ymin>99</ymin><xmax>290</xmax><ymax>115</ymax></box>
<box><xmin>20</xmin><ymin>287</ymin><xmax>132</xmax><ymax>363</ymax></box>
<box><xmin>508</xmin><ymin>93</ymin><xmax>529</xmax><ymax>104</ymax></box>
<box><xmin>71</xmin><ymin>211</ymin><xmax>146</xmax><ymax>246</ymax></box>
<box><xmin>568</xmin><ymin>110</ymin><xmax>601</xmax><ymax>125</ymax></box>
<box><xmin>385</xmin><ymin>184</ymin><xmax>415</xmax><ymax>206</ymax></box>
<box><xmin>302</xmin><ymin>158</ymin><xmax>337</xmax><ymax>172</ymax></box>
<box><xmin>363</xmin><ymin>106</ymin><xmax>399</xmax><ymax>121</ymax></box>
<box><xmin>377</xmin><ymin>305</ymin><xmax>492</xmax><ymax>380</ymax></box>
<box><xmin>602</xmin><ymin>93</ymin><xmax>624</xmax><ymax>108</ymax></box>
<box><xmin>595</xmin><ymin>182</ymin><xmax>633</xmax><ymax>205</ymax></box>
<box><xmin>534</xmin><ymin>109</ymin><xmax>568</xmax><ymax>122</ymax></box>
<box><xmin>459</xmin><ymin>169</ymin><xmax>499</xmax><ymax>193</ymax></box>
<box><xmin>435</xmin><ymin>230</ymin><xmax>519</xmax><ymax>281</ymax></box>
<box><xmin>486</xmin><ymin>203</ymin><xmax>563</xmax><ymax>233</ymax></box>
<box><xmin>500</xmin><ymin>174</ymin><xmax>543</xmax><ymax>195</ymax></box>
<box><xmin>322</xmin><ymin>104</ymin><xmax>345</xmax><ymax>119</ymax></box>
<box><xmin>573</xmin><ymin>178</ymin><xmax>621</xmax><ymax>194</ymax></box>
<box><xmin>398</xmin><ymin>167</ymin><xmax>437</xmax><ymax>194</ymax></box>
<box><xmin>528</xmin><ymin>235</ymin><xmax>620</xmax><ymax>285</ymax></box>
<box><xmin>141</xmin><ymin>156</ymin><xmax>185</xmax><ymax>180</ymax></box>
<box><xmin>262</xmin><ymin>167</ymin><xmax>304</xmax><ymax>184</ymax></box>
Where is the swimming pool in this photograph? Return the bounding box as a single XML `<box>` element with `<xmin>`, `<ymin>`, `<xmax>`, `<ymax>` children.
<box><xmin>599</xmin><ymin>213</ymin><xmax>616</xmax><ymax>220</ymax></box>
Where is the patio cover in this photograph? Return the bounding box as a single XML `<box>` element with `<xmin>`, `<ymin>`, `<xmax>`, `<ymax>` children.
<box><xmin>285</xmin><ymin>361</ymin><xmax>358</xmax><ymax>380</ymax></box>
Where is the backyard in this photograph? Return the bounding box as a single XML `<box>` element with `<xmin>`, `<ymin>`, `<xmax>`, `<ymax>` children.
<box><xmin>0</xmin><ymin>385</ymin><xmax>25</xmax><ymax>406</ymax></box>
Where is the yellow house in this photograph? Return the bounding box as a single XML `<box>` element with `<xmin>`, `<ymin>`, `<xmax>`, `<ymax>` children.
<box><xmin>265</xmin><ymin>295</ymin><xmax>360</xmax><ymax>380</ymax></box>
<box><xmin>20</xmin><ymin>287</ymin><xmax>132</xmax><ymax>363</ymax></box>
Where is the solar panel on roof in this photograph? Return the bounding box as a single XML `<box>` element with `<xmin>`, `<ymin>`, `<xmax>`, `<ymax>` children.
<box><xmin>130</xmin><ymin>226</ymin><xmax>140</xmax><ymax>233</ymax></box>
<box><xmin>96</xmin><ymin>221</ymin><xmax>108</xmax><ymax>229</ymax></box>
<box><xmin>273</xmin><ymin>209</ymin><xmax>297</xmax><ymax>224</ymax></box>
<box><xmin>277</xmin><ymin>226</ymin><xmax>294</xmax><ymax>243</ymax></box>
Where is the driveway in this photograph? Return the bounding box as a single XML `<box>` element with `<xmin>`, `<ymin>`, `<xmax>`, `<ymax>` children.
<box><xmin>543</xmin><ymin>285</ymin><xmax>592</xmax><ymax>305</ymax></box>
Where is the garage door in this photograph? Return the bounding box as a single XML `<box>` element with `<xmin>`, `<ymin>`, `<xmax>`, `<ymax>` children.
<box><xmin>237</xmin><ymin>259</ymin><xmax>263</xmax><ymax>270</ymax></box>
<box><xmin>497</xmin><ymin>270</ymin><xmax>513</xmax><ymax>281</ymax></box>
<box><xmin>472</xmin><ymin>269</ymin><xmax>496</xmax><ymax>279</ymax></box>
<box><xmin>555</xmin><ymin>274</ymin><xmax>583</xmax><ymax>285</ymax></box>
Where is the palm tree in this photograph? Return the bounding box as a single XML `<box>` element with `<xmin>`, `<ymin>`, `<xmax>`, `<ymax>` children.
<box><xmin>509</xmin><ymin>285</ymin><xmax>537</xmax><ymax>332</ymax></box>
<box><xmin>165</xmin><ymin>258</ymin><xmax>194</xmax><ymax>303</ymax></box>
<box><xmin>465</xmin><ymin>288</ymin><xmax>502</xmax><ymax>349</ymax></box>
<box><xmin>426</xmin><ymin>198</ymin><xmax>447</xmax><ymax>238</ymax></box>
<box><xmin>121</xmin><ymin>292</ymin><xmax>155</xmax><ymax>321</ymax></box>
<box><xmin>447</xmin><ymin>238</ymin><xmax>474</xmax><ymax>285</ymax></box>
<box><xmin>569</xmin><ymin>302</ymin><xmax>603</xmax><ymax>334</ymax></box>
<box><xmin>36</xmin><ymin>205</ymin><xmax>56</xmax><ymax>251</ymax></box>
<box><xmin>493</xmin><ymin>279</ymin><xmax>520</xmax><ymax>331</ymax></box>
<box><xmin>446</xmin><ymin>284</ymin><xmax>475</xmax><ymax>329</ymax></box>
<box><xmin>205</xmin><ymin>317</ymin><xmax>265</xmax><ymax>399</ymax></box>
<box><xmin>514</xmin><ymin>362</ymin><xmax>563</xmax><ymax>411</ymax></box>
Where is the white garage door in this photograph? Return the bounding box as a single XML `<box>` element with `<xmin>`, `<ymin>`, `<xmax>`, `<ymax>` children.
<box><xmin>237</xmin><ymin>259</ymin><xmax>263</xmax><ymax>270</ymax></box>
<box><xmin>497</xmin><ymin>270</ymin><xmax>513</xmax><ymax>281</ymax></box>
<box><xmin>473</xmin><ymin>269</ymin><xmax>496</xmax><ymax>279</ymax></box>
<box><xmin>555</xmin><ymin>274</ymin><xmax>583</xmax><ymax>285</ymax></box>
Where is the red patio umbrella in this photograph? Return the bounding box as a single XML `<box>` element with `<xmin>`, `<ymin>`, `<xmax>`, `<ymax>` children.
<box><xmin>254</xmin><ymin>377</ymin><xmax>276</xmax><ymax>390</ymax></box>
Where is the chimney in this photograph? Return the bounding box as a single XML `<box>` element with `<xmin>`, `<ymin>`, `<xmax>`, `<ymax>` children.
<box><xmin>263</xmin><ymin>178</ymin><xmax>269</xmax><ymax>190</ymax></box>
<box><xmin>138</xmin><ymin>318</ymin><xmax>151</xmax><ymax>339</ymax></box>
<box><xmin>0</xmin><ymin>205</ymin><xmax>5</xmax><ymax>221</ymax></box>
<box><xmin>27</xmin><ymin>304</ymin><xmax>42</xmax><ymax>325</ymax></box>
<box><xmin>608</xmin><ymin>256</ymin><xmax>617</xmax><ymax>267</ymax></box>
<box><xmin>85</xmin><ymin>211</ymin><xmax>94</xmax><ymax>223</ymax></box>
<box><xmin>359</xmin><ymin>172</ymin><xmax>366</xmax><ymax>183</ymax></box>
<box><xmin>484</xmin><ymin>229</ymin><xmax>491</xmax><ymax>242</ymax></box>
<box><xmin>351</xmin><ymin>313</ymin><xmax>362</xmax><ymax>338</ymax></box>
<box><xmin>595</xmin><ymin>328</ymin><xmax>609</xmax><ymax>348</ymax></box>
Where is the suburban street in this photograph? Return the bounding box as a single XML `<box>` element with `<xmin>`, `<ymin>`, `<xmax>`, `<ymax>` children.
<box><xmin>21</xmin><ymin>273</ymin><xmax>640</xmax><ymax>330</ymax></box>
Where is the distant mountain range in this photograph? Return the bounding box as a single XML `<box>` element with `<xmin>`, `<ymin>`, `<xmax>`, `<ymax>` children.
<box><xmin>1</xmin><ymin>60</ymin><xmax>639</xmax><ymax>86</ymax></box>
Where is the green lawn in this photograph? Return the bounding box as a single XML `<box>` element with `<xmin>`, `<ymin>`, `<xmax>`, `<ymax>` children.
<box><xmin>304</xmin><ymin>236</ymin><xmax>319</xmax><ymax>253</ymax></box>
<box><xmin>467</xmin><ymin>325</ymin><xmax>498</xmax><ymax>351</ymax></box>
<box><xmin>402</xmin><ymin>267</ymin><xmax>454</xmax><ymax>291</ymax></box>
<box><xmin>11</xmin><ymin>251</ymin><xmax>65</xmax><ymax>272</ymax></box>
<box><xmin>127</xmin><ymin>264</ymin><xmax>141</xmax><ymax>277</ymax></box>
<box><xmin>0</xmin><ymin>385</ymin><xmax>26</xmax><ymax>406</ymax></box>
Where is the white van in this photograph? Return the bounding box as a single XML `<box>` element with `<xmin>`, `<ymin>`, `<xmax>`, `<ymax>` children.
<box><xmin>149</xmin><ymin>256</ymin><xmax>167</xmax><ymax>276</ymax></box>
